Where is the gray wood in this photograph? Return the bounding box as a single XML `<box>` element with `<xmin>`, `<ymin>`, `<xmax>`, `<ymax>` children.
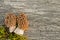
<box><xmin>0</xmin><ymin>0</ymin><xmax>60</xmax><ymax>40</ymax></box>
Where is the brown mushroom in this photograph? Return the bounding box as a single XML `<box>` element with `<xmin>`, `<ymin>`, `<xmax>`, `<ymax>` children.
<box><xmin>14</xmin><ymin>12</ymin><xmax>29</xmax><ymax>35</ymax></box>
<box><xmin>5</xmin><ymin>13</ymin><xmax>16</xmax><ymax>32</ymax></box>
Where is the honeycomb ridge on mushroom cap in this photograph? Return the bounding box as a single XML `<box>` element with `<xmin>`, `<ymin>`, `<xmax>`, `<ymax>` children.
<box><xmin>17</xmin><ymin>13</ymin><xmax>29</xmax><ymax>31</ymax></box>
<box><xmin>5</xmin><ymin>13</ymin><xmax>16</xmax><ymax>27</ymax></box>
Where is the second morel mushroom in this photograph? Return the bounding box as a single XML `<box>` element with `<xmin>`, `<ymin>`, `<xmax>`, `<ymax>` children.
<box><xmin>5</xmin><ymin>13</ymin><xmax>16</xmax><ymax>33</ymax></box>
<box><xmin>14</xmin><ymin>13</ymin><xmax>29</xmax><ymax>35</ymax></box>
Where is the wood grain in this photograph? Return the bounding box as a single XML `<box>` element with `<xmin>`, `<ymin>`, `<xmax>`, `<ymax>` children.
<box><xmin>0</xmin><ymin>0</ymin><xmax>60</xmax><ymax>40</ymax></box>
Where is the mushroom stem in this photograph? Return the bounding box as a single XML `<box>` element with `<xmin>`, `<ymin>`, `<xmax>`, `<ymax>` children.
<box><xmin>14</xmin><ymin>27</ymin><xmax>24</xmax><ymax>35</ymax></box>
<box><xmin>9</xmin><ymin>26</ymin><xmax>16</xmax><ymax>33</ymax></box>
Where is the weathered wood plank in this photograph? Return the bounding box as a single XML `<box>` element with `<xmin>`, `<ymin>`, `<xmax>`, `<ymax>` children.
<box><xmin>0</xmin><ymin>0</ymin><xmax>60</xmax><ymax>40</ymax></box>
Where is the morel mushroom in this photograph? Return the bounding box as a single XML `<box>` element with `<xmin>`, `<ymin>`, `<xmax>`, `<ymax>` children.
<box><xmin>5</xmin><ymin>13</ymin><xmax>16</xmax><ymax>33</ymax></box>
<box><xmin>14</xmin><ymin>13</ymin><xmax>29</xmax><ymax>35</ymax></box>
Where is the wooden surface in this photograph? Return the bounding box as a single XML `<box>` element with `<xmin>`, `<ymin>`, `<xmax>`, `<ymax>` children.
<box><xmin>0</xmin><ymin>0</ymin><xmax>60</xmax><ymax>40</ymax></box>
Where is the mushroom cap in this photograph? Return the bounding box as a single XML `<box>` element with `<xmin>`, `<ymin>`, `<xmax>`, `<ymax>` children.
<box><xmin>17</xmin><ymin>13</ymin><xmax>29</xmax><ymax>31</ymax></box>
<box><xmin>5</xmin><ymin>13</ymin><xmax>16</xmax><ymax>27</ymax></box>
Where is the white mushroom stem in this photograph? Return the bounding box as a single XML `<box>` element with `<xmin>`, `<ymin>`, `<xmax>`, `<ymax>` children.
<box><xmin>9</xmin><ymin>26</ymin><xmax>16</xmax><ymax>33</ymax></box>
<box><xmin>14</xmin><ymin>27</ymin><xmax>24</xmax><ymax>35</ymax></box>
